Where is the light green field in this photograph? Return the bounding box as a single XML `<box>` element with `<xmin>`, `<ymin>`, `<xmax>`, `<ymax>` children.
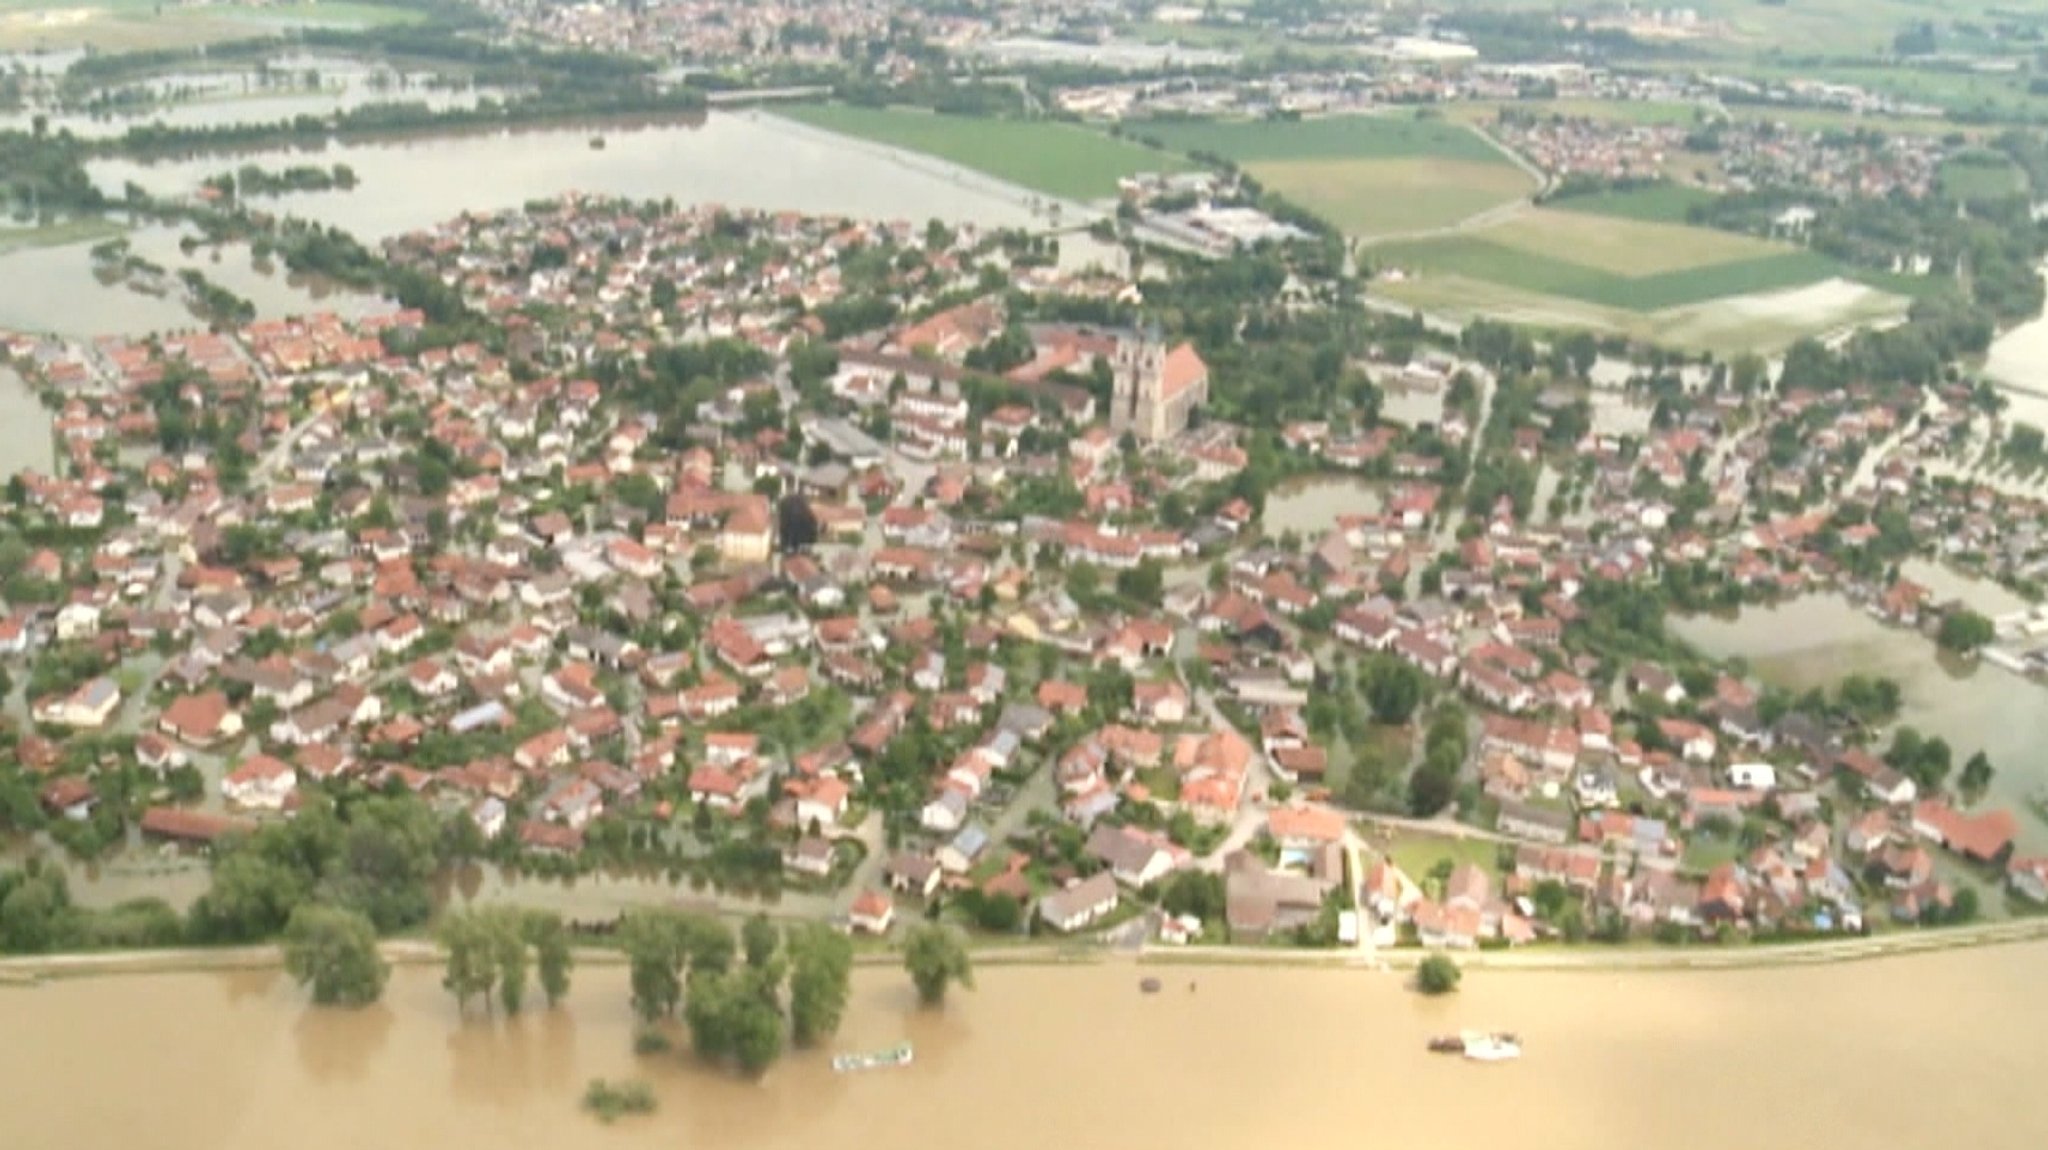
<box><xmin>1546</xmin><ymin>184</ymin><xmax>1718</xmax><ymax>225</ymax></box>
<box><xmin>1422</xmin><ymin>0</ymin><xmax>2020</xmax><ymax>56</ymax></box>
<box><xmin>1130</xmin><ymin>114</ymin><xmax>1535</xmax><ymax>239</ymax></box>
<box><xmin>1939</xmin><ymin>152</ymin><xmax>2029</xmax><ymax>201</ymax></box>
<box><xmin>1251</xmin><ymin>157</ymin><xmax>1530</xmax><ymax>238</ymax></box>
<box><xmin>1138</xmin><ymin>113</ymin><xmax>1510</xmax><ymax>165</ymax></box>
<box><xmin>778</xmin><ymin>104</ymin><xmax>1195</xmax><ymax>200</ymax></box>
<box><xmin>1376</xmin><ymin>270</ymin><xmax>1911</xmax><ymax>354</ymax></box>
<box><xmin>1482</xmin><ymin>208</ymin><xmax>1782</xmax><ymax>277</ymax></box>
<box><xmin>0</xmin><ymin>1</ymin><xmax>420</xmax><ymax>52</ymax></box>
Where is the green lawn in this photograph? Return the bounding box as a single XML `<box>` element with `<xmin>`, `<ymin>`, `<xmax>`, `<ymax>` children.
<box><xmin>1135</xmin><ymin>113</ymin><xmax>1509</xmax><ymax>166</ymax></box>
<box><xmin>778</xmin><ymin>104</ymin><xmax>1194</xmax><ymax>200</ymax></box>
<box><xmin>1546</xmin><ymin>184</ymin><xmax>1719</xmax><ymax>225</ymax></box>
<box><xmin>1379</xmin><ymin>831</ymin><xmax>1504</xmax><ymax>887</ymax></box>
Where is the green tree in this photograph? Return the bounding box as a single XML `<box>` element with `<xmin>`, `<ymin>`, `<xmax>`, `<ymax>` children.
<box><xmin>527</xmin><ymin>910</ymin><xmax>574</xmax><ymax>1007</ymax></box>
<box><xmin>741</xmin><ymin>913</ymin><xmax>780</xmax><ymax>970</ymax></box>
<box><xmin>439</xmin><ymin>911</ymin><xmax>498</xmax><ymax>1014</ymax></box>
<box><xmin>902</xmin><ymin>923</ymin><xmax>973</xmax><ymax>1007</ymax></box>
<box><xmin>1936</xmin><ymin>609</ymin><xmax>1995</xmax><ymax>654</ymax></box>
<box><xmin>1416</xmin><ymin>953</ymin><xmax>1461</xmax><ymax>996</ymax></box>
<box><xmin>786</xmin><ymin>923</ymin><xmax>854</xmax><ymax>1048</ymax></box>
<box><xmin>282</xmin><ymin>905</ymin><xmax>388</xmax><ymax>1007</ymax></box>
<box><xmin>1959</xmin><ymin>751</ymin><xmax>1995</xmax><ymax>805</ymax></box>
<box><xmin>684</xmin><ymin>967</ymin><xmax>786</xmax><ymax>1075</ymax></box>
<box><xmin>620</xmin><ymin>911</ymin><xmax>688</xmax><ymax>1023</ymax></box>
<box><xmin>0</xmin><ymin>866</ymin><xmax>72</xmax><ymax>953</ymax></box>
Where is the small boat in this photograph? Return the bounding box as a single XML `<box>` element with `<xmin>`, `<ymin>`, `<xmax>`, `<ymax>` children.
<box><xmin>1428</xmin><ymin>1031</ymin><xmax>1522</xmax><ymax>1062</ymax></box>
<box><xmin>832</xmin><ymin>1043</ymin><xmax>913</xmax><ymax>1073</ymax></box>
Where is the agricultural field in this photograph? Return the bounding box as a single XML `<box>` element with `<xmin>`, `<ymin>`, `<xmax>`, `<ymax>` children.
<box><xmin>0</xmin><ymin>0</ymin><xmax>419</xmax><ymax>53</ymax></box>
<box><xmin>1133</xmin><ymin>113</ymin><xmax>1538</xmax><ymax>240</ymax></box>
<box><xmin>1373</xmin><ymin>207</ymin><xmax>1911</xmax><ymax>351</ymax></box>
<box><xmin>778</xmin><ymin>103</ymin><xmax>1194</xmax><ymax>201</ymax></box>
<box><xmin>1431</xmin><ymin>0</ymin><xmax>2022</xmax><ymax>57</ymax></box>
<box><xmin>1544</xmin><ymin>184</ymin><xmax>1719</xmax><ymax>226</ymax></box>
<box><xmin>1938</xmin><ymin>152</ymin><xmax>2030</xmax><ymax>201</ymax></box>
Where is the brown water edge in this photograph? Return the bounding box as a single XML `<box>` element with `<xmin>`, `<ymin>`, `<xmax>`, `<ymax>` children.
<box><xmin>2</xmin><ymin>945</ymin><xmax>2045</xmax><ymax>1150</ymax></box>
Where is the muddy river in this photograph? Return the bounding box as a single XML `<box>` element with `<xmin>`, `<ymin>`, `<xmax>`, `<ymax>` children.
<box><xmin>0</xmin><ymin>946</ymin><xmax>2043</xmax><ymax>1150</ymax></box>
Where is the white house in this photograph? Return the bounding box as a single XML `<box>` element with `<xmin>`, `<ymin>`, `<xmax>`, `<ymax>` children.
<box><xmin>1037</xmin><ymin>872</ymin><xmax>1120</xmax><ymax>933</ymax></box>
<box><xmin>222</xmin><ymin>755</ymin><xmax>298</xmax><ymax>811</ymax></box>
<box><xmin>1728</xmin><ymin>762</ymin><xmax>1778</xmax><ymax>791</ymax></box>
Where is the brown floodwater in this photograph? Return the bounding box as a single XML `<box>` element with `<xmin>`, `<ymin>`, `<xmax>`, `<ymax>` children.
<box><xmin>2</xmin><ymin>947</ymin><xmax>2044</xmax><ymax>1150</ymax></box>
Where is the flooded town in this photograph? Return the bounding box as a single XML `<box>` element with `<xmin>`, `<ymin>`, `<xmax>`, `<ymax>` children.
<box><xmin>8</xmin><ymin>0</ymin><xmax>2048</xmax><ymax>1146</ymax></box>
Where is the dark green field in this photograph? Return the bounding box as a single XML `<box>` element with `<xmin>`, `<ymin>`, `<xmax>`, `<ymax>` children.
<box><xmin>1546</xmin><ymin>184</ymin><xmax>1718</xmax><ymax>225</ymax></box>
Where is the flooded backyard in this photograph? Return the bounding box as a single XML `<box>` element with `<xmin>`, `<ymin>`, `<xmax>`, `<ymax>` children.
<box><xmin>1</xmin><ymin>946</ymin><xmax>2044</xmax><ymax>1150</ymax></box>
<box><xmin>1264</xmin><ymin>475</ymin><xmax>1381</xmax><ymax>537</ymax></box>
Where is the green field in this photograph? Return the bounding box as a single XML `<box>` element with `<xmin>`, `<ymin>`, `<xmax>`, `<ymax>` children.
<box><xmin>1253</xmin><ymin>157</ymin><xmax>1531</xmax><ymax>238</ymax></box>
<box><xmin>0</xmin><ymin>0</ymin><xmax>421</xmax><ymax>52</ymax></box>
<box><xmin>1939</xmin><ymin>152</ymin><xmax>2030</xmax><ymax>201</ymax></box>
<box><xmin>1136</xmin><ymin>113</ymin><xmax>1508</xmax><ymax>165</ymax></box>
<box><xmin>1546</xmin><ymin>184</ymin><xmax>1718</xmax><ymax>225</ymax></box>
<box><xmin>1379</xmin><ymin>234</ymin><xmax>1839</xmax><ymax>312</ymax></box>
<box><xmin>1127</xmin><ymin>113</ymin><xmax>1535</xmax><ymax>239</ymax></box>
<box><xmin>779</xmin><ymin>104</ymin><xmax>1194</xmax><ymax>200</ymax></box>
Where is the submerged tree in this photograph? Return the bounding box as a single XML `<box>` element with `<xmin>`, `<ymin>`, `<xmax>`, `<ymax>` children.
<box><xmin>282</xmin><ymin>904</ymin><xmax>387</xmax><ymax>1007</ymax></box>
<box><xmin>902</xmin><ymin>924</ymin><xmax>973</xmax><ymax>1008</ymax></box>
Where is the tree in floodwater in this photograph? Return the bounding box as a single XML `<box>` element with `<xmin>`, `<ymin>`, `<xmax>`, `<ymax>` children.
<box><xmin>282</xmin><ymin>904</ymin><xmax>387</xmax><ymax>1007</ymax></box>
<box><xmin>902</xmin><ymin>924</ymin><xmax>973</xmax><ymax>1007</ymax></box>
<box><xmin>787</xmin><ymin>923</ymin><xmax>854</xmax><ymax>1047</ymax></box>
<box><xmin>441</xmin><ymin>907</ymin><xmax>574</xmax><ymax>1014</ymax></box>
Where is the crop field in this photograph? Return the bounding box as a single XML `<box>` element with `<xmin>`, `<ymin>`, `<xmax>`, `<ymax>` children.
<box><xmin>778</xmin><ymin>104</ymin><xmax>1193</xmax><ymax>201</ymax></box>
<box><xmin>1372</xmin><ymin>200</ymin><xmax>1912</xmax><ymax>351</ymax></box>
<box><xmin>1135</xmin><ymin>113</ymin><xmax>1508</xmax><ymax>166</ymax></box>
<box><xmin>1251</xmin><ymin>157</ymin><xmax>1532</xmax><ymax>238</ymax></box>
<box><xmin>1938</xmin><ymin>153</ymin><xmax>2029</xmax><ymax>201</ymax></box>
<box><xmin>1545</xmin><ymin>185</ymin><xmax>1718</xmax><ymax>225</ymax></box>
<box><xmin>1130</xmin><ymin>113</ymin><xmax>1536</xmax><ymax>239</ymax></box>
<box><xmin>1377</xmin><ymin>268</ymin><xmax>1910</xmax><ymax>354</ymax></box>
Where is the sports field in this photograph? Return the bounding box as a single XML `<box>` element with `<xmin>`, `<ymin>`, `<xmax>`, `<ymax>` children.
<box><xmin>1134</xmin><ymin>114</ymin><xmax>1537</xmax><ymax>239</ymax></box>
<box><xmin>778</xmin><ymin>104</ymin><xmax>1194</xmax><ymax>201</ymax></box>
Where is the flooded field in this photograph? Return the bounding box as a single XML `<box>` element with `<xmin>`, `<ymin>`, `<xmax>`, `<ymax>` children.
<box><xmin>87</xmin><ymin>112</ymin><xmax>1076</xmax><ymax>244</ymax></box>
<box><xmin>1676</xmin><ymin>594</ymin><xmax>2048</xmax><ymax>847</ymax></box>
<box><xmin>1</xmin><ymin>946</ymin><xmax>2043</xmax><ymax>1150</ymax></box>
<box><xmin>0</xmin><ymin>367</ymin><xmax>55</xmax><ymax>476</ymax></box>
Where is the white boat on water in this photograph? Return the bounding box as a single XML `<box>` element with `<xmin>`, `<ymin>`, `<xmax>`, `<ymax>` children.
<box><xmin>1460</xmin><ymin>1033</ymin><xmax>1521</xmax><ymax>1062</ymax></box>
<box><xmin>832</xmin><ymin>1043</ymin><xmax>914</xmax><ymax>1073</ymax></box>
<box><xmin>1427</xmin><ymin>1031</ymin><xmax>1522</xmax><ymax>1062</ymax></box>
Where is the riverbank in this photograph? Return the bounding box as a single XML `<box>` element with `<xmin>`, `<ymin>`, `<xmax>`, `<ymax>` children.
<box><xmin>7</xmin><ymin>913</ymin><xmax>2046</xmax><ymax>988</ymax></box>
